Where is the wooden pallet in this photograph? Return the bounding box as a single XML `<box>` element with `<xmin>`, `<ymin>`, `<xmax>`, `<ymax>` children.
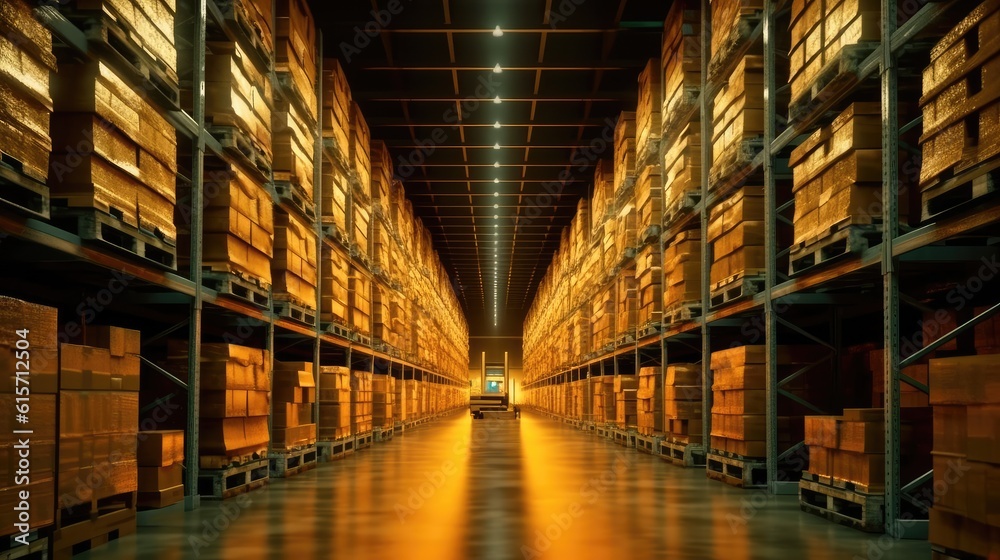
<box><xmin>373</xmin><ymin>427</ymin><xmax>394</xmax><ymax>443</ymax></box>
<box><xmin>68</xmin><ymin>9</ymin><xmax>180</xmax><ymax>107</ymax></box>
<box><xmin>268</xmin><ymin>445</ymin><xmax>319</xmax><ymax>478</ymax></box>
<box><xmin>0</xmin><ymin>530</ymin><xmax>49</xmax><ymax>560</ymax></box>
<box><xmin>659</xmin><ymin>440</ymin><xmax>706</xmax><ymax>468</ymax></box>
<box><xmin>317</xmin><ymin>436</ymin><xmax>355</xmax><ymax>461</ymax></box>
<box><xmin>53</xmin><ymin>492</ymin><xmax>136</xmax><ymax>560</ymax></box>
<box><xmin>709</xmin><ymin>137</ymin><xmax>765</xmax><ymax>189</ymax></box>
<box><xmin>0</xmin><ymin>162</ymin><xmax>49</xmax><ymax>219</ymax></box>
<box><xmin>639</xmin><ymin>224</ymin><xmax>662</xmax><ymax>245</ymax></box>
<box><xmin>921</xmin><ymin>160</ymin><xmax>999</xmax><ymax>222</ymax></box>
<box><xmin>202</xmin><ymin>271</ymin><xmax>270</xmax><ymax>307</ymax></box>
<box><xmin>664</xmin><ymin>301</ymin><xmax>702</xmax><ymax>325</ymax></box>
<box><xmin>706</xmin><ymin>450</ymin><xmax>768</xmax><ymax>488</ymax></box>
<box><xmin>637</xmin><ymin>321</ymin><xmax>662</xmax><ymax>339</ymax></box>
<box><xmin>200</xmin><ymin>445</ymin><xmax>269</xmax><ymax>470</ymax></box>
<box><xmin>198</xmin><ymin>458</ymin><xmax>269</xmax><ymax>499</ymax></box>
<box><xmin>637</xmin><ymin>136</ymin><xmax>661</xmax><ymax>168</ymax></box>
<box><xmin>789</xmin><ymin>224</ymin><xmax>882</xmax><ymax>276</ymax></box>
<box><xmin>800</xmin><ymin>472</ymin><xmax>882</xmax><ymax>500</ymax></box>
<box><xmin>273</xmin><ymin>181</ymin><xmax>317</xmax><ymax>222</ymax></box>
<box><xmin>635</xmin><ymin>433</ymin><xmax>661</xmax><ymax>454</ymax></box>
<box><xmin>662</xmin><ymin>190</ymin><xmax>701</xmax><ymax>229</ymax></box>
<box><xmin>799</xmin><ymin>475</ymin><xmax>885</xmax><ymax>533</ymax></box>
<box><xmin>355</xmin><ymin>431</ymin><xmax>373</xmax><ymax>450</ymax></box>
<box><xmin>212</xmin><ymin>0</ymin><xmax>273</xmax><ymax>69</ymax></box>
<box><xmin>272</xmin><ymin>298</ymin><xmax>317</xmax><ymax>327</ymax></box>
<box><xmin>354</xmin><ymin>332</ymin><xmax>372</xmax><ymax>347</ymax></box>
<box><xmin>708</xmin><ymin>10</ymin><xmax>763</xmax><ymax>82</ymax></box>
<box><xmin>322</xmin><ymin>137</ymin><xmax>351</xmax><ymax>171</ymax></box>
<box><xmin>612</xmin><ymin>429</ymin><xmax>638</xmax><ymax>448</ymax></box>
<box><xmin>615</xmin><ymin>333</ymin><xmax>636</xmax><ymax>348</ymax></box>
<box><xmin>321</xmin><ymin>222</ymin><xmax>351</xmax><ymax>247</ymax></box>
<box><xmin>208</xmin><ymin>125</ymin><xmax>272</xmax><ymax>179</ymax></box>
<box><xmin>788</xmin><ymin>43</ymin><xmax>880</xmax><ymax>124</ymax></box>
<box><xmin>710</xmin><ymin>274</ymin><xmax>765</xmax><ymax>308</ymax></box>
<box><xmin>275</xmin><ymin>71</ymin><xmax>317</xmax><ymax>125</ymax></box>
<box><xmin>52</xmin><ymin>207</ymin><xmax>177</xmax><ymax>269</ymax></box>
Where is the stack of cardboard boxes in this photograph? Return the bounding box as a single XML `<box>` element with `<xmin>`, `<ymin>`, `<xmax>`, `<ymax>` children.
<box><xmin>136</xmin><ymin>430</ymin><xmax>184</xmax><ymax>509</ymax></box>
<box><xmin>272</xmin><ymin>362</ymin><xmax>317</xmax><ymax>450</ymax></box>
<box><xmin>318</xmin><ymin>366</ymin><xmax>351</xmax><ymax>440</ymax></box>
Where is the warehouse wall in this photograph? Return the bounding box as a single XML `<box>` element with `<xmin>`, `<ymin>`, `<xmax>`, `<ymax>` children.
<box><xmin>468</xmin><ymin>336</ymin><xmax>523</xmax><ymax>394</ymax></box>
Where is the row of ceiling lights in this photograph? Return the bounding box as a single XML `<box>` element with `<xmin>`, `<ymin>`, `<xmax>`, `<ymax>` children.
<box><xmin>491</xmin><ymin>26</ymin><xmax>503</xmax><ymax>327</ymax></box>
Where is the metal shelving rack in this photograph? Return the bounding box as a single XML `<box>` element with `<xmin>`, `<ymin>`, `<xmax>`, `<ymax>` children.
<box><xmin>522</xmin><ymin>0</ymin><xmax>1000</xmax><ymax>538</ymax></box>
<box><xmin>3</xmin><ymin>0</ymin><xmax>469</xmax><ymax>512</ymax></box>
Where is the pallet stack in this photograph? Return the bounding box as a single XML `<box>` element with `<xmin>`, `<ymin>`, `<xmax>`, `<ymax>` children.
<box><xmin>637</xmin><ymin>367</ymin><xmax>663</xmax><ymax>436</ymax></box>
<box><xmin>919</xmin><ymin>0</ymin><xmax>1000</xmax><ymax>221</ymax></box>
<box><xmin>591</xmin><ymin>285</ymin><xmax>615</xmax><ymax>352</ymax></box>
<box><xmin>665</xmin><ymin>364</ymin><xmax>703</xmax><ymax>445</ymax></box>
<box><xmin>321</xmin><ymin>58</ymin><xmax>352</xmax><ymax>241</ymax></box>
<box><xmin>614</xmin><ymin>375</ymin><xmax>638</xmax><ymax>429</ymax></box>
<box><xmin>788</xmin><ymin>103</ymin><xmax>887</xmax><ymax>275</ymax></box>
<box><xmin>787</xmin><ymin>0</ymin><xmax>880</xmax><ymax>121</ymax></box>
<box><xmin>323</xmin><ymin>58</ymin><xmax>352</xmax><ymax>166</ymax></box>
<box><xmin>272</xmin><ymin>210</ymin><xmax>318</xmax><ymax>315</ymax></box>
<box><xmin>372</xmin><ymin>374</ymin><xmax>395</xmax><ymax>430</ymax></box>
<box><xmin>708</xmin><ymin>186</ymin><xmax>765</xmax><ymax>305</ymax></box>
<box><xmin>350</xmin><ymin>370</ymin><xmax>373</xmax><ymax>435</ymax></box>
<box><xmin>615</xmin><ymin>265</ymin><xmax>638</xmax><ymax>342</ymax></box>
<box><xmin>709</xmin><ymin>345</ymin><xmax>816</xmax><ymax>459</ymax></box>
<box><xmin>320</xmin><ymin>244</ymin><xmax>351</xmax><ymax>329</ymax></box>
<box><xmin>929</xmin><ymin>354</ymin><xmax>1000</xmax><ymax>557</ymax></box>
<box><xmin>593</xmin><ymin>378</ymin><xmax>615</xmax><ymax>424</ymax></box>
<box><xmin>709</xmin><ymin>0</ymin><xmax>764</xmax><ymax>72</ymax></box>
<box><xmin>272</xmin><ymin>362</ymin><xmax>317</xmax><ymax>451</ymax></box>
<box><xmin>318</xmin><ymin>366</ymin><xmax>351</xmax><ymax>440</ymax></box>
<box><xmin>0</xmin><ymin>0</ymin><xmax>56</xmax><ymax>211</ymax></box>
<box><xmin>395</xmin><ymin>379</ymin><xmax>419</xmax><ymax>423</ymax></box>
<box><xmin>57</xmin><ymin>328</ymin><xmax>141</xmax><ymax>558</ymax></box>
<box><xmin>273</xmin><ymin>0</ymin><xmax>317</xmax><ymax>205</ymax></box>
<box><xmin>662</xmin><ymin>230</ymin><xmax>702</xmax><ymax>325</ymax></box>
<box><xmin>168</xmin><ymin>342</ymin><xmax>270</xmax><ymax>468</ymax></box>
<box><xmin>194</xmin><ymin>160</ymin><xmax>275</xmax><ymax>292</ymax></box>
<box><xmin>350</xmin><ymin>102</ymin><xmax>372</xmax><ymax>257</ymax></box>
<box><xmin>591</xmin><ymin>160</ymin><xmax>615</xmax><ymax>243</ymax></box>
<box><xmin>614</xmin><ymin>112</ymin><xmax>638</xmax><ymax>195</ymax></box>
<box><xmin>202</xmin><ymin>38</ymin><xmax>273</xmax><ymax>173</ymax></box>
<box><xmin>349</xmin><ymin>266</ymin><xmax>372</xmax><ymax>338</ymax></box>
<box><xmin>0</xmin><ymin>298</ymin><xmax>57</xmax><ymax>548</ymax></box>
<box><xmin>50</xmin><ymin>56</ymin><xmax>179</xmax><ymax>261</ymax></box>
<box><xmin>661</xmin><ymin>2</ymin><xmax>702</xmax><ymax>227</ymax></box>
<box><xmin>635</xmin><ymin>241</ymin><xmax>663</xmax><ymax>329</ymax></box>
<box><xmin>636</xmin><ymin>59</ymin><xmax>662</xmax><ymax>167</ymax></box>
<box><xmin>803</xmin><ymin>408</ymin><xmax>931</xmax><ymax>492</ymax></box>
<box><xmin>136</xmin><ymin>431</ymin><xmax>184</xmax><ymax>509</ymax></box>
<box><xmin>636</xmin><ymin>162</ymin><xmax>662</xmax><ymax>242</ymax></box>
<box><xmin>710</xmin><ymin>55</ymin><xmax>766</xmax><ymax>189</ymax></box>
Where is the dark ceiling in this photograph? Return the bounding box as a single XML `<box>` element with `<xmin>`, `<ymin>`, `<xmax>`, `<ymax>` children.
<box><xmin>309</xmin><ymin>0</ymin><xmax>670</xmax><ymax>335</ymax></box>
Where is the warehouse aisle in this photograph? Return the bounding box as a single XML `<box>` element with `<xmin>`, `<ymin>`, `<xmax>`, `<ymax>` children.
<box><xmin>86</xmin><ymin>412</ymin><xmax>928</xmax><ymax>560</ymax></box>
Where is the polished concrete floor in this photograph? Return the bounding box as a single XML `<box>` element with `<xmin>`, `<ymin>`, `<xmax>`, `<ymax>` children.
<box><xmin>88</xmin><ymin>411</ymin><xmax>930</xmax><ymax>559</ymax></box>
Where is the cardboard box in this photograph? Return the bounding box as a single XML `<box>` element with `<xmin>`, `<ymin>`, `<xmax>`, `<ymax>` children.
<box><xmin>137</xmin><ymin>430</ymin><xmax>184</xmax><ymax>467</ymax></box>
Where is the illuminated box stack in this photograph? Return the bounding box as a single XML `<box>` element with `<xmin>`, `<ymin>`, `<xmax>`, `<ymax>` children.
<box><xmin>665</xmin><ymin>364</ymin><xmax>703</xmax><ymax>445</ymax></box>
<box><xmin>928</xmin><ymin>355</ymin><xmax>1000</xmax><ymax>558</ymax></box>
<box><xmin>271</xmin><ymin>362</ymin><xmax>318</xmax><ymax>451</ymax></box>
<box><xmin>167</xmin><ymin>342</ymin><xmax>270</xmax><ymax>468</ymax></box>
<box><xmin>318</xmin><ymin>366</ymin><xmax>351</xmax><ymax>440</ymax></box>
<box><xmin>56</xmin><ymin>326</ymin><xmax>142</xmax><ymax>554</ymax></box>
<box><xmin>0</xmin><ymin>297</ymin><xmax>58</xmax><ymax>540</ymax></box>
<box><xmin>350</xmin><ymin>370</ymin><xmax>373</xmax><ymax>435</ymax></box>
<box><xmin>136</xmin><ymin>430</ymin><xmax>184</xmax><ymax>509</ymax></box>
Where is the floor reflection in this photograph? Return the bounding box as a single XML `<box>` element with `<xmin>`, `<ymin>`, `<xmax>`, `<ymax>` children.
<box><xmin>84</xmin><ymin>411</ymin><xmax>930</xmax><ymax>559</ymax></box>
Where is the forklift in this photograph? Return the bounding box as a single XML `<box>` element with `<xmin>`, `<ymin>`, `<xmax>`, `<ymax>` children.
<box><xmin>470</xmin><ymin>351</ymin><xmax>518</xmax><ymax>419</ymax></box>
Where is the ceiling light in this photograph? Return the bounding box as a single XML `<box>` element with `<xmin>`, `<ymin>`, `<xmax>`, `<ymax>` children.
<box><xmin>494</xmin><ymin>142</ymin><xmax>501</xmax><ymax>150</ymax></box>
<box><xmin>494</xmin><ymin>121</ymin><xmax>501</xmax><ymax>129</ymax></box>
<box><xmin>493</xmin><ymin>25</ymin><xmax>503</xmax><ymax>37</ymax></box>
<box><xmin>494</xmin><ymin>178</ymin><xmax>499</xmax><ymax>183</ymax></box>
<box><xmin>494</xmin><ymin>96</ymin><xmax>502</xmax><ymax>104</ymax></box>
<box><xmin>494</xmin><ymin>192</ymin><xmax>499</xmax><ymax>197</ymax></box>
<box><xmin>494</xmin><ymin>162</ymin><xmax>500</xmax><ymax>168</ymax></box>
<box><xmin>494</xmin><ymin>63</ymin><xmax>503</xmax><ymax>73</ymax></box>
<box><xmin>494</xmin><ymin>214</ymin><xmax>499</xmax><ymax>219</ymax></box>
<box><xmin>493</xmin><ymin>203</ymin><xmax>499</xmax><ymax>209</ymax></box>
<box><xmin>494</xmin><ymin>240</ymin><xmax>498</xmax><ymax>245</ymax></box>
